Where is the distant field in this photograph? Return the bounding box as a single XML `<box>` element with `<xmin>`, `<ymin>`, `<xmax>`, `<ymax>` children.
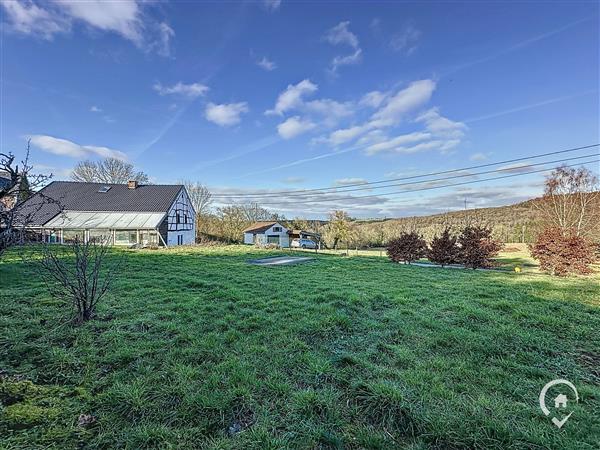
<box><xmin>1</xmin><ymin>245</ymin><xmax>599</xmax><ymax>449</ymax></box>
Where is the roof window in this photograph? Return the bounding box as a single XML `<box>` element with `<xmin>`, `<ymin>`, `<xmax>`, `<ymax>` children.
<box><xmin>98</xmin><ymin>186</ymin><xmax>111</xmax><ymax>193</ymax></box>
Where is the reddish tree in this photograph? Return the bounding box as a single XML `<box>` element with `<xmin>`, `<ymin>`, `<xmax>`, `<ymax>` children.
<box><xmin>530</xmin><ymin>228</ymin><xmax>595</xmax><ymax>276</ymax></box>
<box><xmin>458</xmin><ymin>225</ymin><xmax>503</xmax><ymax>269</ymax></box>
<box><xmin>387</xmin><ymin>232</ymin><xmax>427</xmax><ymax>264</ymax></box>
<box><xmin>428</xmin><ymin>228</ymin><xmax>459</xmax><ymax>267</ymax></box>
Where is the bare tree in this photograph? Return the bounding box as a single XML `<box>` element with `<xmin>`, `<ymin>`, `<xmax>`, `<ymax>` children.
<box><xmin>39</xmin><ymin>237</ymin><xmax>120</xmax><ymax>324</ymax></box>
<box><xmin>71</xmin><ymin>157</ymin><xmax>149</xmax><ymax>184</ymax></box>
<box><xmin>535</xmin><ymin>165</ymin><xmax>599</xmax><ymax>237</ymax></box>
<box><xmin>180</xmin><ymin>181</ymin><xmax>212</xmax><ymax>216</ymax></box>
<box><xmin>1</xmin><ymin>142</ymin><xmax>52</xmax><ymax>257</ymax></box>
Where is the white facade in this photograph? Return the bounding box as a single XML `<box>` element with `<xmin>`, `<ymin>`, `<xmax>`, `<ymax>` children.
<box><xmin>244</xmin><ymin>223</ymin><xmax>290</xmax><ymax>248</ymax></box>
<box><xmin>165</xmin><ymin>188</ymin><xmax>196</xmax><ymax>246</ymax></box>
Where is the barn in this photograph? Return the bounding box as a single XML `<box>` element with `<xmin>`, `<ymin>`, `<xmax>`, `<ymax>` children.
<box><xmin>16</xmin><ymin>180</ymin><xmax>195</xmax><ymax>247</ymax></box>
<box><xmin>243</xmin><ymin>221</ymin><xmax>290</xmax><ymax>248</ymax></box>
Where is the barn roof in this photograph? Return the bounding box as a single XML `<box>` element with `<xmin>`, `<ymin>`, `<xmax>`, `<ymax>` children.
<box><xmin>243</xmin><ymin>221</ymin><xmax>280</xmax><ymax>233</ymax></box>
<box><xmin>15</xmin><ymin>181</ymin><xmax>183</xmax><ymax>227</ymax></box>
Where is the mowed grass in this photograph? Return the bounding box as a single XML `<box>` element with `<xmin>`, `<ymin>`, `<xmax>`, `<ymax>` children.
<box><xmin>0</xmin><ymin>245</ymin><xmax>599</xmax><ymax>449</ymax></box>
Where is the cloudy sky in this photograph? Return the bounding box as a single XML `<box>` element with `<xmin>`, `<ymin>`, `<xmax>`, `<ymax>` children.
<box><xmin>1</xmin><ymin>0</ymin><xmax>598</xmax><ymax>218</ymax></box>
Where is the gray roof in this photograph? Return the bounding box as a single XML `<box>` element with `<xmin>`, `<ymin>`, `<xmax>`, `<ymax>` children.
<box><xmin>16</xmin><ymin>181</ymin><xmax>183</xmax><ymax>227</ymax></box>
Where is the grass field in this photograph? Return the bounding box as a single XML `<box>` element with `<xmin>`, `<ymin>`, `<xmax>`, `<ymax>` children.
<box><xmin>1</xmin><ymin>245</ymin><xmax>599</xmax><ymax>449</ymax></box>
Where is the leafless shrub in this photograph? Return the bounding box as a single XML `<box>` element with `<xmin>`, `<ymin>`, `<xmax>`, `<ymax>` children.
<box><xmin>1</xmin><ymin>142</ymin><xmax>53</xmax><ymax>257</ymax></box>
<box><xmin>38</xmin><ymin>238</ymin><xmax>121</xmax><ymax>324</ymax></box>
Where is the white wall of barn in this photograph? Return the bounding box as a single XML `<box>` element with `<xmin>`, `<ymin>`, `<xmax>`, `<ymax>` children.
<box><xmin>244</xmin><ymin>223</ymin><xmax>290</xmax><ymax>247</ymax></box>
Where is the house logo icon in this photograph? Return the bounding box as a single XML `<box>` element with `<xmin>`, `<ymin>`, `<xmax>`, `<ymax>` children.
<box><xmin>539</xmin><ymin>379</ymin><xmax>579</xmax><ymax>428</ymax></box>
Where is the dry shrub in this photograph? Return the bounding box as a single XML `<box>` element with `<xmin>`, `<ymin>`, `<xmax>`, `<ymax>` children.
<box><xmin>458</xmin><ymin>225</ymin><xmax>503</xmax><ymax>269</ymax></box>
<box><xmin>386</xmin><ymin>232</ymin><xmax>427</xmax><ymax>264</ymax></box>
<box><xmin>530</xmin><ymin>228</ymin><xmax>595</xmax><ymax>276</ymax></box>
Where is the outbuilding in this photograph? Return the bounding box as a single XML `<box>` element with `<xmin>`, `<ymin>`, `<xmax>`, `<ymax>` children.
<box><xmin>243</xmin><ymin>221</ymin><xmax>290</xmax><ymax>248</ymax></box>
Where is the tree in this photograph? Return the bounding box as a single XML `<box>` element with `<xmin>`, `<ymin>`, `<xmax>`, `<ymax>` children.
<box><xmin>327</xmin><ymin>210</ymin><xmax>352</xmax><ymax>250</ymax></box>
<box><xmin>1</xmin><ymin>142</ymin><xmax>52</xmax><ymax>257</ymax></box>
<box><xmin>181</xmin><ymin>181</ymin><xmax>212</xmax><ymax>216</ymax></box>
<box><xmin>39</xmin><ymin>237</ymin><xmax>120</xmax><ymax>324</ymax></box>
<box><xmin>386</xmin><ymin>232</ymin><xmax>427</xmax><ymax>264</ymax></box>
<box><xmin>71</xmin><ymin>157</ymin><xmax>149</xmax><ymax>184</ymax></box>
<box><xmin>530</xmin><ymin>227</ymin><xmax>595</xmax><ymax>276</ymax></box>
<box><xmin>180</xmin><ymin>181</ymin><xmax>213</xmax><ymax>243</ymax></box>
<box><xmin>535</xmin><ymin>165</ymin><xmax>599</xmax><ymax>237</ymax></box>
<box><xmin>428</xmin><ymin>227</ymin><xmax>459</xmax><ymax>267</ymax></box>
<box><xmin>458</xmin><ymin>225</ymin><xmax>502</xmax><ymax>269</ymax></box>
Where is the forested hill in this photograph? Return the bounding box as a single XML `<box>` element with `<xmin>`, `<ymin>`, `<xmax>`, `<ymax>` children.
<box><xmin>353</xmin><ymin>193</ymin><xmax>599</xmax><ymax>244</ymax></box>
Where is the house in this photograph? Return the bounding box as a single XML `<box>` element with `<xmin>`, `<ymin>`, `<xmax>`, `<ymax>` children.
<box><xmin>16</xmin><ymin>180</ymin><xmax>195</xmax><ymax>247</ymax></box>
<box><xmin>243</xmin><ymin>221</ymin><xmax>290</xmax><ymax>247</ymax></box>
<box><xmin>554</xmin><ymin>394</ymin><xmax>568</xmax><ymax>408</ymax></box>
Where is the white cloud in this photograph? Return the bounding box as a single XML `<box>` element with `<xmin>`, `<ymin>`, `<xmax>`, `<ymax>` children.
<box><xmin>205</xmin><ymin>102</ymin><xmax>249</xmax><ymax>127</ymax></box>
<box><xmin>470</xmin><ymin>152</ymin><xmax>488</xmax><ymax>161</ymax></box>
<box><xmin>324</xmin><ymin>21</ymin><xmax>359</xmax><ymax>49</ymax></box>
<box><xmin>359</xmin><ymin>91</ymin><xmax>388</xmax><ymax>108</ymax></box>
<box><xmin>416</xmin><ymin>107</ymin><xmax>467</xmax><ymax>139</ymax></box>
<box><xmin>29</xmin><ymin>135</ymin><xmax>127</xmax><ymax>160</ymax></box>
<box><xmin>334</xmin><ymin>177</ymin><xmax>368</xmax><ymax>186</ymax></box>
<box><xmin>153</xmin><ymin>82</ymin><xmax>209</xmax><ymax>98</ymax></box>
<box><xmin>390</xmin><ymin>24</ymin><xmax>421</xmax><ymax>55</ymax></box>
<box><xmin>263</xmin><ymin>0</ymin><xmax>282</xmax><ymax>12</ymax></box>
<box><xmin>1</xmin><ymin>1</ymin><xmax>174</xmax><ymax>55</ymax></box>
<box><xmin>266</xmin><ymin>79</ymin><xmax>318</xmax><ymax>116</ymax></box>
<box><xmin>257</xmin><ymin>56</ymin><xmax>277</xmax><ymax>71</ymax></box>
<box><xmin>90</xmin><ymin>105</ymin><xmax>102</xmax><ymax>113</ymax></box>
<box><xmin>324</xmin><ymin>21</ymin><xmax>362</xmax><ymax>74</ymax></box>
<box><xmin>57</xmin><ymin>0</ymin><xmax>143</xmax><ymax>43</ymax></box>
<box><xmin>365</xmin><ymin>132</ymin><xmax>431</xmax><ymax>155</ymax></box>
<box><xmin>1</xmin><ymin>0</ymin><xmax>69</xmax><ymax>39</ymax></box>
<box><xmin>369</xmin><ymin>79</ymin><xmax>436</xmax><ymax>128</ymax></box>
<box><xmin>326</xmin><ymin>125</ymin><xmax>368</xmax><ymax>146</ymax></box>
<box><xmin>277</xmin><ymin>116</ymin><xmax>316</xmax><ymax>139</ymax></box>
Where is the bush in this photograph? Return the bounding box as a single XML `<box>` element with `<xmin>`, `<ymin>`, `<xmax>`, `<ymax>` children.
<box><xmin>386</xmin><ymin>232</ymin><xmax>427</xmax><ymax>264</ymax></box>
<box><xmin>428</xmin><ymin>228</ymin><xmax>459</xmax><ymax>267</ymax></box>
<box><xmin>529</xmin><ymin>228</ymin><xmax>595</xmax><ymax>276</ymax></box>
<box><xmin>458</xmin><ymin>225</ymin><xmax>502</xmax><ymax>269</ymax></box>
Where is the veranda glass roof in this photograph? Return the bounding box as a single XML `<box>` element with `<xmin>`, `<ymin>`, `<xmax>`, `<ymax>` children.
<box><xmin>44</xmin><ymin>211</ymin><xmax>165</xmax><ymax>229</ymax></box>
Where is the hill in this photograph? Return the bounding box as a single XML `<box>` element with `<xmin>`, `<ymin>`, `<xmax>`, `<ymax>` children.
<box><xmin>351</xmin><ymin>194</ymin><xmax>600</xmax><ymax>245</ymax></box>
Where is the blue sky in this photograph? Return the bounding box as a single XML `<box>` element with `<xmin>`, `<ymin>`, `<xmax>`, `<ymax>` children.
<box><xmin>1</xmin><ymin>0</ymin><xmax>598</xmax><ymax>218</ymax></box>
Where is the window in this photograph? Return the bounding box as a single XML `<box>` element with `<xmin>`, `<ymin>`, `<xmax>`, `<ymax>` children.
<box><xmin>272</xmin><ymin>226</ymin><xmax>281</xmax><ymax>232</ymax></box>
<box><xmin>89</xmin><ymin>229</ymin><xmax>112</xmax><ymax>244</ymax></box>
<box><xmin>62</xmin><ymin>229</ymin><xmax>84</xmax><ymax>243</ymax></box>
<box><xmin>184</xmin><ymin>214</ymin><xmax>188</xmax><ymax>224</ymax></box>
<box><xmin>176</xmin><ymin>212</ymin><xmax>181</xmax><ymax>224</ymax></box>
<box><xmin>177</xmin><ymin>235</ymin><xmax>183</xmax><ymax>245</ymax></box>
<box><xmin>114</xmin><ymin>230</ymin><xmax>137</xmax><ymax>246</ymax></box>
<box><xmin>139</xmin><ymin>231</ymin><xmax>158</xmax><ymax>247</ymax></box>
<box><xmin>44</xmin><ymin>229</ymin><xmax>60</xmax><ymax>243</ymax></box>
<box><xmin>97</xmin><ymin>186</ymin><xmax>111</xmax><ymax>193</ymax></box>
<box><xmin>267</xmin><ymin>235</ymin><xmax>280</xmax><ymax>244</ymax></box>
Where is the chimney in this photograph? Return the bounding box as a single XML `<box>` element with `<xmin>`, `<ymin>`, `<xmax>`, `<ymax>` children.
<box><xmin>128</xmin><ymin>180</ymin><xmax>138</xmax><ymax>189</ymax></box>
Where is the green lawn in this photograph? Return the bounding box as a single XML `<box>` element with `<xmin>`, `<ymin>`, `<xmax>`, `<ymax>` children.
<box><xmin>1</xmin><ymin>245</ymin><xmax>599</xmax><ymax>449</ymax></box>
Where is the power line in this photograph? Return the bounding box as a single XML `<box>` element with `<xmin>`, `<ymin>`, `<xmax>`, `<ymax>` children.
<box><xmin>213</xmin><ymin>153</ymin><xmax>598</xmax><ymax>200</ymax></box>
<box><xmin>211</xmin><ymin>143</ymin><xmax>599</xmax><ymax>198</ymax></box>
<box><xmin>252</xmin><ymin>158</ymin><xmax>600</xmax><ymax>206</ymax></box>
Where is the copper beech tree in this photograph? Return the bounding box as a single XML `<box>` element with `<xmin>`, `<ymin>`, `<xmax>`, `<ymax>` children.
<box><xmin>386</xmin><ymin>231</ymin><xmax>428</xmax><ymax>264</ymax></box>
<box><xmin>530</xmin><ymin>165</ymin><xmax>599</xmax><ymax>275</ymax></box>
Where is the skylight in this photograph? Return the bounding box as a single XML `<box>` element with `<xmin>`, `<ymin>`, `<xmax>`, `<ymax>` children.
<box><xmin>98</xmin><ymin>186</ymin><xmax>111</xmax><ymax>193</ymax></box>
